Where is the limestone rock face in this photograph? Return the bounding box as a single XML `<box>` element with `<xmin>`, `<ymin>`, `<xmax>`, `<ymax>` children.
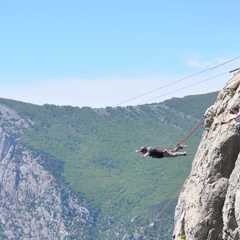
<box><xmin>173</xmin><ymin>71</ymin><xmax>240</xmax><ymax>240</ymax></box>
<box><xmin>0</xmin><ymin>104</ymin><xmax>92</xmax><ymax>239</ymax></box>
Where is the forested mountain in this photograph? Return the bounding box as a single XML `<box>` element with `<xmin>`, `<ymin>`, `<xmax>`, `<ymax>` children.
<box><xmin>0</xmin><ymin>91</ymin><xmax>218</xmax><ymax>239</ymax></box>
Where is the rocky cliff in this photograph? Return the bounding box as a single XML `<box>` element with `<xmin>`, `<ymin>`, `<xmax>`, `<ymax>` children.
<box><xmin>0</xmin><ymin>104</ymin><xmax>93</xmax><ymax>239</ymax></box>
<box><xmin>173</xmin><ymin>71</ymin><xmax>240</xmax><ymax>240</ymax></box>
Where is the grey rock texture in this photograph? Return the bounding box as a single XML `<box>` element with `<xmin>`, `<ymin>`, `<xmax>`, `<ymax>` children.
<box><xmin>173</xmin><ymin>71</ymin><xmax>240</xmax><ymax>240</ymax></box>
<box><xmin>0</xmin><ymin>103</ymin><xmax>92</xmax><ymax>239</ymax></box>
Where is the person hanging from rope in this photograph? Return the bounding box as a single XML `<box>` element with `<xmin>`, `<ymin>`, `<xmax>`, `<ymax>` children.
<box><xmin>135</xmin><ymin>145</ymin><xmax>187</xmax><ymax>158</ymax></box>
<box><xmin>221</xmin><ymin>106</ymin><xmax>240</xmax><ymax>131</ymax></box>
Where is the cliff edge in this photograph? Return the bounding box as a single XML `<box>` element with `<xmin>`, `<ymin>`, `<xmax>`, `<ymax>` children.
<box><xmin>173</xmin><ymin>70</ymin><xmax>240</xmax><ymax>240</ymax></box>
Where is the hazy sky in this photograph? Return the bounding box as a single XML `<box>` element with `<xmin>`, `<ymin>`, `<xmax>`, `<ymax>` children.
<box><xmin>1</xmin><ymin>0</ymin><xmax>240</xmax><ymax>108</ymax></box>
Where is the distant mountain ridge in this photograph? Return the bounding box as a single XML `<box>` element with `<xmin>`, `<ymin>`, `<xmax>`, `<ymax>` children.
<box><xmin>0</xmin><ymin>91</ymin><xmax>218</xmax><ymax>239</ymax></box>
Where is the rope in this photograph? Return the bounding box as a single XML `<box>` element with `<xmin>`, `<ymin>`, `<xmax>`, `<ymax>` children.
<box><xmin>137</xmin><ymin>170</ymin><xmax>192</xmax><ymax>239</ymax></box>
<box><xmin>138</xmin><ymin>103</ymin><xmax>240</xmax><ymax>239</ymax></box>
<box><xmin>136</xmin><ymin>119</ymin><xmax>204</xmax><ymax>238</ymax></box>
<box><xmin>134</xmin><ymin>68</ymin><xmax>240</xmax><ymax>239</ymax></box>
<box><xmin>112</xmin><ymin>69</ymin><xmax>209</xmax><ymax>107</ymax></box>
<box><xmin>159</xmin><ymin>119</ymin><xmax>204</xmax><ymax>151</ymax></box>
<box><xmin>137</xmin><ymin>143</ymin><xmax>207</xmax><ymax>239</ymax></box>
<box><xmin>138</xmin><ymin>72</ymin><xmax>228</xmax><ymax>105</ymax></box>
<box><xmin>137</xmin><ymin>190</ymin><xmax>179</xmax><ymax>239</ymax></box>
<box><xmin>136</xmin><ymin>116</ymin><xmax>225</xmax><ymax>239</ymax></box>
<box><xmin>113</xmin><ymin>55</ymin><xmax>240</xmax><ymax>107</ymax></box>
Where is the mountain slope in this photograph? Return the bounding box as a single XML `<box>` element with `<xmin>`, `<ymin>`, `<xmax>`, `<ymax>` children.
<box><xmin>0</xmin><ymin>91</ymin><xmax>218</xmax><ymax>239</ymax></box>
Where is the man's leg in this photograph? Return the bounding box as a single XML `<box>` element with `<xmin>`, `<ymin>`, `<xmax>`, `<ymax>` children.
<box><xmin>164</xmin><ymin>151</ymin><xmax>186</xmax><ymax>157</ymax></box>
<box><xmin>171</xmin><ymin>144</ymin><xmax>188</xmax><ymax>153</ymax></box>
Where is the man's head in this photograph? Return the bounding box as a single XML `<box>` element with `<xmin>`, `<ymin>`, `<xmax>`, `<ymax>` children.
<box><xmin>140</xmin><ymin>146</ymin><xmax>147</xmax><ymax>153</ymax></box>
<box><xmin>230</xmin><ymin>107</ymin><xmax>239</xmax><ymax>114</ymax></box>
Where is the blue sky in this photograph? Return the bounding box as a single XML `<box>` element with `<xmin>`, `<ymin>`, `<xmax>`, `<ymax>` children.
<box><xmin>0</xmin><ymin>1</ymin><xmax>240</xmax><ymax>108</ymax></box>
